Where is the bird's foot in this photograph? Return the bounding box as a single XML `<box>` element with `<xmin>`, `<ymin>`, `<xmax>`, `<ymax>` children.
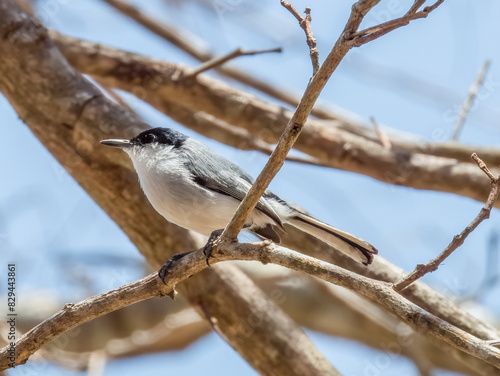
<box><xmin>203</xmin><ymin>229</ymin><xmax>224</xmax><ymax>267</ymax></box>
<box><xmin>158</xmin><ymin>251</ymin><xmax>194</xmax><ymax>284</ymax></box>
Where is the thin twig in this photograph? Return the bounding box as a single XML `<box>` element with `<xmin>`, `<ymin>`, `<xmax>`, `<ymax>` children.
<box><xmin>452</xmin><ymin>60</ymin><xmax>491</xmax><ymax>141</ymax></box>
<box><xmin>486</xmin><ymin>340</ymin><xmax>500</xmax><ymax>347</ymax></box>
<box><xmin>472</xmin><ymin>152</ymin><xmax>497</xmax><ymax>181</ymax></box>
<box><xmin>407</xmin><ymin>0</ymin><xmax>426</xmax><ymax>15</ymax></box>
<box><xmin>2</xmin><ymin>241</ymin><xmax>500</xmax><ymax>371</ymax></box>
<box><xmin>281</xmin><ymin>2</ymin><xmax>319</xmax><ymax>75</ymax></box>
<box><xmin>184</xmin><ymin>47</ymin><xmax>282</xmax><ymax>78</ymax></box>
<box><xmin>394</xmin><ymin>153</ymin><xmax>500</xmax><ymax>291</ymax></box>
<box><xmin>370</xmin><ymin>116</ymin><xmax>392</xmax><ymax>150</ymax></box>
<box><xmin>219</xmin><ymin>0</ymin><xmax>445</xmax><ymax>243</ymax></box>
<box><xmin>102</xmin><ymin>0</ymin><xmax>337</xmax><ymax>120</ymax></box>
<box><xmin>348</xmin><ymin>0</ymin><xmax>445</xmax><ymax>47</ymax></box>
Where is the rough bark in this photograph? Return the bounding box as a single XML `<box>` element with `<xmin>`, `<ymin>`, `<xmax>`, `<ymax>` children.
<box><xmin>7</xmin><ymin>269</ymin><xmax>494</xmax><ymax>376</ymax></box>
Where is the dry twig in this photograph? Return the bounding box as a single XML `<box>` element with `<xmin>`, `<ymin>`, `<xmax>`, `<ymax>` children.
<box><xmin>486</xmin><ymin>340</ymin><xmax>500</xmax><ymax>347</ymax></box>
<box><xmin>452</xmin><ymin>60</ymin><xmax>492</xmax><ymax>141</ymax></box>
<box><xmin>280</xmin><ymin>2</ymin><xmax>319</xmax><ymax>75</ymax></box>
<box><xmin>371</xmin><ymin>116</ymin><xmax>392</xmax><ymax>150</ymax></box>
<box><xmin>394</xmin><ymin>153</ymin><xmax>500</xmax><ymax>291</ymax></box>
<box><xmin>2</xmin><ymin>242</ymin><xmax>500</xmax><ymax>371</ymax></box>
<box><xmin>184</xmin><ymin>47</ymin><xmax>282</xmax><ymax>78</ymax></box>
<box><xmin>347</xmin><ymin>0</ymin><xmax>445</xmax><ymax>46</ymax></box>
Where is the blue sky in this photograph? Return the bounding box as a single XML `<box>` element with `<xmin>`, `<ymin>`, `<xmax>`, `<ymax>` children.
<box><xmin>2</xmin><ymin>1</ymin><xmax>500</xmax><ymax>375</ymax></box>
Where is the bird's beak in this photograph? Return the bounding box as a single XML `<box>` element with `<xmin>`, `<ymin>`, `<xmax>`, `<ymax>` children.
<box><xmin>100</xmin><ymin>139</ymin><xmax>131</xmax><ymax>149</ymax></box>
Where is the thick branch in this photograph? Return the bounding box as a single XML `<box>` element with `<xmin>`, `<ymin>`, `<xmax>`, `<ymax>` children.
<box><xmin>347</xmin><ymin>0</ymin><xmax>445</xmax><ymax>46</ymax></box>
<box><xmin>49</xmin><ymin>33</ymin><xmax>500</xmax><ymax>208</ymax></box>
<box><xmin>2</xmin><ymin>243</ymin><xmax>500</xmax><ymax>371</ymax></box>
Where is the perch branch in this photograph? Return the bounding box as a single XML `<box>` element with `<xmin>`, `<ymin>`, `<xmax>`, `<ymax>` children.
<box><xmin>394</xmin><ymin>153</ymin><xmax>500</xmax><ymax>291</ymax></box>
<box><xmin>2</xmin><ymin>242</ymin><xmax>500</xmax><ymax>371</ymax></box>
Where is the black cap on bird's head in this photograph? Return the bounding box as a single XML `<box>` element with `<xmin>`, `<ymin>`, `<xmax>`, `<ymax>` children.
<box><xmin>100</xmin><ymin>127</ymin><xmax>188</xmax><ymax>149</ymax></box>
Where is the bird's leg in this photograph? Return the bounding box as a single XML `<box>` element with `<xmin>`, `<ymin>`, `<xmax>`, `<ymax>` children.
<box><xmin>158</xmin><ymin>251</ymin><xmax>195</xmax><ymax>284</ymax></box>
<box><xmin>159</xmin><ymin>226</ymin><xmax>235</xmax><ymax>283</ymax></box>
<box><xmin>203</xmin><ymin>229</ymin><xmax>224</xmax><ymax>267</ymax></box>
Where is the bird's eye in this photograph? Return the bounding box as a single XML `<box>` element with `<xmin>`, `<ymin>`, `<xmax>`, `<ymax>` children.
<box><xmin>142</xmin><ymin>133</ymin><xmax>157</xmax><ymax>144</ymax></box>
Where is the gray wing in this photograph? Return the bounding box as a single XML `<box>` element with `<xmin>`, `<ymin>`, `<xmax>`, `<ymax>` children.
<box><xmin>183</xmin><ymin>140</ymin><xmax>284</xmax><ymax>229</ymax></box>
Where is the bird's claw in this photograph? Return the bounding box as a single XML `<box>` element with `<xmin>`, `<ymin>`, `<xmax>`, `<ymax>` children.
<box><xmin>203</xmin><ymin>229</ymin><xmax>224</xmax><ymax>267</ymax></box>
<box><xmin>158</xmin><ymin>251</ymin><xmax>193</xmax><ymax>284</ymax></box>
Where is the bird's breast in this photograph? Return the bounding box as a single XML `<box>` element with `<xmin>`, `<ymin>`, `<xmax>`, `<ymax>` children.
<box><xmin>134</xmin><ymin>160</ymin><xmax>242</xmax><ymax>235</ymax></box>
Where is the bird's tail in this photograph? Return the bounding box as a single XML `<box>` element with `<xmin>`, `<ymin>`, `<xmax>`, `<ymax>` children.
<box><xmin>287</xmin><ymin>213</ymin><xmax>378</xmax><ymax>265</ymax></box>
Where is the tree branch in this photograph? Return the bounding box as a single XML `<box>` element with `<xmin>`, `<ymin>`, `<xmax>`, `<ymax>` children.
<box><xmin>219</xmin><ymin>0</ymin><xmax>445</xmax><ymax>243</ymax></box>
<box><xmin>347</xmin><ymin>0</ymin><xmax>445</xmax><ymax>46</ymax></box>
<box><xmin>149</xmin><ymin>101</ymin><xmax>323</xmax><ymax>166</ymax></box>
<box><xmin>280</xmin><ymin>2</ymin><xmax>319</xmax><ymax>75</ymax></box>
<box><xmin>2</xmin><ymin>242</ymin><xmax>500</xmax><ymax>372</ymax></box>
<box><xmin>101</xmin><ymin>0</ymin><xmax>338</xmax><ymax>120</ymax></box>
<box><xmin>278</xmin><ymin>224</ymin><xmax>500</xmax><ymax>346</ymax></box>
<box><xmin>452</xmin><ymin>60</ymin><xmax>491</xmax><ymax>141</ymax></box>
<box><xmin>394</xmin><ymin>154</ymin><xmax>500</xmax><ymax>291</ymax></box>
<box><xmin>184</xmin><ymin>47</ymin><xmax>282</xmax><ymax>78</ymax></box>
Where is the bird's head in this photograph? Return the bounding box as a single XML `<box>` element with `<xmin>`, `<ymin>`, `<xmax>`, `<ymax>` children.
<box><xmin>100</xmin><ymin>127</ymin><xmax>188</xmax><ymax>162</ymax></box>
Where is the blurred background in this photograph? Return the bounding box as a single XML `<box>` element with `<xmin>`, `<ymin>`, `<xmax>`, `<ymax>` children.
<box><xmin>1</xmin><ymin>0</ymin><xmax>500</xmax><ymax>375</ymax></box>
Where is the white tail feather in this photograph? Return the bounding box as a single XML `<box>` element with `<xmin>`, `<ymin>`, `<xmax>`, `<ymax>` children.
<box><xmin>287</xmin><ymin>213</ymin><xmax>377</xmax><ymax>265</ymax></box>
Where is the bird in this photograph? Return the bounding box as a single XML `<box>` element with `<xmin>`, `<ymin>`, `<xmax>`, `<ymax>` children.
<box><xmin>101</xmin><ymin>127</ymin><xmax>377</xmax><ymax>268</ymax></box>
